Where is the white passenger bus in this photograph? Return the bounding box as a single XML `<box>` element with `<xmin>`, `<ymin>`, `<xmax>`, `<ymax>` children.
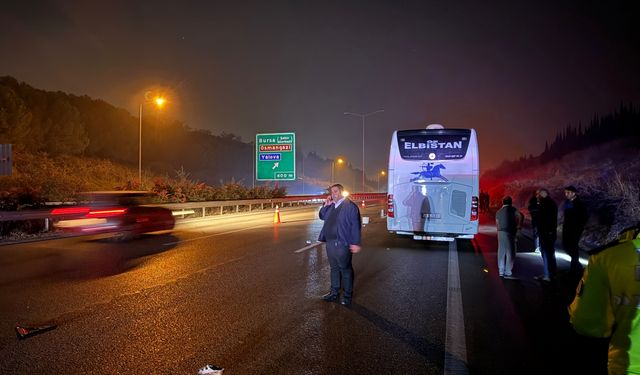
<box><xmin>386</xmin><ymin>124</ymin><xmax>479</xmax><ymax>241</ymax></box>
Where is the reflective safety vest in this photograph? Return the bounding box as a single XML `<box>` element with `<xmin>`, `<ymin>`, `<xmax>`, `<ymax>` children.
<box><xmin>568</xmin><ymin>232</ymin><xmax>640</xmax><ymax>375</ymax></box>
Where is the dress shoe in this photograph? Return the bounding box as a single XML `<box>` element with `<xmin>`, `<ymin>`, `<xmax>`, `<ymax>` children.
<box><xmin>321</xmin><ymin>292</ymin><xmax>338</xmax><ymax>302</ymax></box>
<box><xmin>340</xmin><ymin>297</ymin><xmax>352</xmax><ymax>306</ymax></box>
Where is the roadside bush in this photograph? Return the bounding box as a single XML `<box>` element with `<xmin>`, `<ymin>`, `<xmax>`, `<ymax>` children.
<box><xmin>216</xmin><ymin>182</ymin><xmax>249</xmax><ymax>200</ymax></box>
<box><xmin>147</xmin><ymin>176</ymin><xmax>216</xmax><ymax>203</ymax></box>
<box><xmin>580</xmin><ymin>171</ymin><xmax>640</xmax><ymax>247</ymax></box>
<box><xmin>494</xmin><ymin>151</ymin><xmax>640</xmax><ymax>249</ymax></box>
<box><xmin>1</xmin><ymin>152</ymin><xmax>289</xmax><ymax>239</ymax></box>
<box><xmin>0</xmin><ymin>186</ymin><xmax>45</xmax><ymax>210</ymax></box>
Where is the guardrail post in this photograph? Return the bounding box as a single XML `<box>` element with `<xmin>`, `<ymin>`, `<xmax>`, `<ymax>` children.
<box><xmin>235</xmin><ymin>205</ymin><xmax>239</xmax><ymax>213</ymax></box>
<box><xmin>44</xmin><ymin>218</ymin><xmax>49</xmax><ymax>232</ymax></box>
<box><xmin>202</xmin><ymin>207</ymin><xmax>205</xmax><ymax>217</ymax></box>
<box><xmin>220</xmin><ymin>206</ymin><xmax>223</xmax><ymax>215</ymax></box>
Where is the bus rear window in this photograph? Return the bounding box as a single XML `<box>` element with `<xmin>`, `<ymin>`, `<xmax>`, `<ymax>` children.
<box><xmin>397</xmin><ymin>129</ymin><xmax>471</xmax><ymax>160</ymax></box>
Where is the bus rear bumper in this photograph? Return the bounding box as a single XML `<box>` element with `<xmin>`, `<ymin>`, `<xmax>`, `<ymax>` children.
<box><xmin>393</xmin><ymin>231</ymin><xmax>475</xmax><ymax>242</ymax></box>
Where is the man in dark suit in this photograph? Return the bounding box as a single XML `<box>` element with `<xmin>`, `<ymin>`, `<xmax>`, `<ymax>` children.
<box><xmin>318</xmin><ymin>183</ymin><xmax>362</xmax><ymax>306</ymax></box>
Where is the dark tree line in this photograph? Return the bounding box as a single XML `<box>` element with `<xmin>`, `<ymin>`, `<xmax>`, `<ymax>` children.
<box><xmin>483</xmin><ymin>103</ymin><xmax>640</xmax><ymax>179</ymax></box>
<box><xmin>0</xmin><ymin>76</ymin><xmax>256</xmax><ymax>184</ymax></box>
<box><xmin>0</xmin><ymin>76</ymin><xmax>90</xmax><ymax>156</ymax></box>
<box><xmin>0</xmin><ymin>76</ymin><xmax>367</xmax><ymax>190</ymax></box>
<box><xmin>1</xmin><ymin>76</ymin><xmax>146</xmax><ymax>158</ymax></box>
<box><xmin>541</xmin><ymin>103</ymin><xmax>640</xmax><ymax>163</ymax></box>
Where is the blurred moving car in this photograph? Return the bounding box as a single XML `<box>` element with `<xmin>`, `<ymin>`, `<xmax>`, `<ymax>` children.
<box><xmin>51</xmin><ymin>191</ymin><xmax>175</xmax><ymax>241</ymax></box>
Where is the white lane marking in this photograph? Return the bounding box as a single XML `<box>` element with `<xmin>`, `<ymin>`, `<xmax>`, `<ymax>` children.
<box><xmin>445</xmin><ymin>240</ymin><xmax>469</xmax><ymax>374</ymax></box>
<box><xmin>293</xmin><ymin>241</ymin><xmax>323</xmax><ymax>253</ymax></box>
<box><xmin>163</xmin><ymin>225</ymin><xmax>268</xmax><ymax>246</ymax></box>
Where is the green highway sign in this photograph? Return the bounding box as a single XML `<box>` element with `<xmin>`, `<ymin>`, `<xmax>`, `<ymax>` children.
<box><xmin>256</xmin><ymin>132</ymin><xmax>296</xmax><ymax>181</ymax></box>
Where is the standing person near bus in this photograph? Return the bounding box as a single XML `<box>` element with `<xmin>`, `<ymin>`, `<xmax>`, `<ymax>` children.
<box><xmin>318</xmin><ymin>183</ymin><xmax>362</xmax><ymax>306</ymax></box>
<box><xmin>403</xmin><ymin>185</ymin><xmax>427</xmax><ymax>231</ymax></box>
<box><xmin>484</xmin><ymin>192</ymin><xmax>491</xmax><ymax>213</ymax></box>
<box><xmin>527</xmin><ymin>194</ymin><xmax>540</xmax><ymax>252</ymax></box>
<box><xmin>568</xmin><ymin>226</ymin><xmax>640</xmax><ymax>374</ymax></box>
<box><xmin>495</xmin><ymin>196</ymin><xmax>524</xmax><ymax>278</ymax></box>
<box><xmin>534</xmin><ymin>188</ymin><xmax>558</xmax><ymax>282</ymax></box>
<box><xmin>562</xmin><ymin>185</ymin><xmax>588</xmax><ymax>275</ymax></box>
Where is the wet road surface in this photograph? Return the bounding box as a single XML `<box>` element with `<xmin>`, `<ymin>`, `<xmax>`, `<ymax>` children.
<box><xmin>0</xmin><ymin>205</ymin><xmax>607</xmax><ymax>374</ymax></box>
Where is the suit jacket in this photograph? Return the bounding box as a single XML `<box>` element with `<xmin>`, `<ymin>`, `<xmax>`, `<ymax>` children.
<box><xmin>536</xmin><ymin>196</ymin><xmax>558</xmax><ymax>238</ymax></box>
<box><xmin>318</xmin><ymin>198</ymin><xmax>362</xmax><ymax>246</ymax></box>
<box><xmin>563</xmin><ymin>197</ymin><xmax>588</xmax><ymax>239</ymax></box>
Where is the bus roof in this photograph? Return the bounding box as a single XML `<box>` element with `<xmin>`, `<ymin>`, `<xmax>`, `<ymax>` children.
<box><xmin>396</xmin><ymin>128</ymin><xmax>474</xmax><ymax>136</ymax></box>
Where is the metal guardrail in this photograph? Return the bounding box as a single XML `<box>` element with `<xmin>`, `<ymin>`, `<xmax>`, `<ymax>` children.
<box><xmin>0</xmin><ymin>193</ymin><xmax>387</xmax><ymax>224</ymax></box>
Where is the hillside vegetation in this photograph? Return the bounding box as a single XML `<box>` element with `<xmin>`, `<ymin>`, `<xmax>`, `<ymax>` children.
<box><xmin>481</xmin><ymin>104</ymin><xmax>640</xmax><ymax>248</ymax></box>
<box><xmin>0</xmin><ymin>76</ymin><xmax>372</xmax><ymax>193</ymax></box>
<box><xmin>0</xmin><ymin>150</ymin><xmax>286</xmax><ymax>210</ymax></box>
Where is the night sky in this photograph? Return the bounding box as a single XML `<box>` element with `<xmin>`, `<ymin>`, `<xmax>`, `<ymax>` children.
<box><xmin>1</xmin><ymin>0</ymin><xmax>639</xmax><ymax>175</ymax></box>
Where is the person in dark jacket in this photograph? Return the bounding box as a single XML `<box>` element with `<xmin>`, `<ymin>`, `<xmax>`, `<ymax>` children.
<box><xmin>318</xmin><ymin>183</ymin><xmax>362</xmax><ymax>306</ymax></box>
<box><xmin>562</xmin><ymin>185</ymin><xmax>588</xmax><ymax>274</ymax></box>
<box><xmin>496</xmin><ymin>196</ymin><xmax>524</xmax><ymax>278</ymax></box>
<box><xmin>534</xmin><ymin>188</ymin><xmax>558</xmax><ymax>282</ymax></box>
<box><xmin>527</xmin><ymin>195</ymin><xmax>540</xmax><ymax>252</ymax></box>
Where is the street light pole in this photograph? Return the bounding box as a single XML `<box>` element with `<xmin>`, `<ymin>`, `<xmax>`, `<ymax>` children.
<box><xmin>331</xmin><ymin>161</ymin><xmax>334</xmax><ymax>184</ymax></box>
<box><xmin>344</xmin><ymin>109</ymin><xmax>384</xmax><ymax>192</ymax></box>
<box><xmin>301</xmin><ymin>152</ymin><xmax>305</xmax><ymax>194</ymax></box>
<box><xmin>139</xmin><ymin>103</ymin><xmax>143</xmax><ymax>183</ymax></box>
<box><xmin>139</xmin><ymin>91</ymin><xmax>166</xmax><ymax>185</ymax></box>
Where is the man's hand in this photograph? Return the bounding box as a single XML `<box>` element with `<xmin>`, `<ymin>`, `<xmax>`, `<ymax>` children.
<box><xmin>324</xmin><ymin>195</ymin><xmax>333</xmax><ymax>207</ymax></box>
<box><xmin>349</xmin><ymin>244</ymin><xmax>361</xmax><ymax>253</ymax></box>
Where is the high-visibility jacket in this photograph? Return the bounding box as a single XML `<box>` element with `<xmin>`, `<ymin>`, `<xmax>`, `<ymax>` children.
<box><xmin>568</xmin><ymin>230</ymin><xmax>640</xmax><ymax>375</ymax></box>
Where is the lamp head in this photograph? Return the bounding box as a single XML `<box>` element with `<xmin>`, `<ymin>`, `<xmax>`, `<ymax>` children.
<box><xmin>154</xmin><ymin>97</ymin><xmax>166</xmax><ymax>108</ymax></box>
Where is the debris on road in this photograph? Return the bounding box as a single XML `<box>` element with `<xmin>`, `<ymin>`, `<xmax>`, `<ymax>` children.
<box><xmin>15</xmin><ymin>324</ymin><xmax>57</xmax><ymax>339</ymax></box>
<box><xmin>197</xmin><ymin>364</ymin><xmax>224</xmax><ymax>374</ymax></box>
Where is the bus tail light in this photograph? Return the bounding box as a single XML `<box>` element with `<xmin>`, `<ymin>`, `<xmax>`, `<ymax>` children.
<box><xmin>387</xmin><ymin>194</ymin><xmax>394</xmax><ymax>218</ymax></box>
<box><xmin>470</xmin><ymin>196</ymin><xmax>479</xmax><ymax>221</ymax></box>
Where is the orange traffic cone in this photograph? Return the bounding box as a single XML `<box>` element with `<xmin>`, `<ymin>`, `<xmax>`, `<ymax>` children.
<box><xmin>273</xmin><ymin>205</ymin><xmax>281</xmax><ymax>223</ymax></box>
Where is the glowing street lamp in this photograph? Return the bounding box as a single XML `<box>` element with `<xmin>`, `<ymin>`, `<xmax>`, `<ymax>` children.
<box><xmin>331</xmin><ymin>157</ymin><xmax>344</xmax><ymax>183</ymax></box>
<box><xmin>139</xmin><ymin>91</ymin><xmax>167</xmax><ymax>183</ymax></box>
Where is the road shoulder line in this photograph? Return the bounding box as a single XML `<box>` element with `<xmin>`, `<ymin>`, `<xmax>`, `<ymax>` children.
<box><xmin>445</xmin><ymin>240</ymin><xmax>469</xmax><ymax>374</ymax></box>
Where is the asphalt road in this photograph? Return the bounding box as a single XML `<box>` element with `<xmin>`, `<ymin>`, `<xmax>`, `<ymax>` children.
<box><xmin>0</xmin><ymin>204</ymin><xmax>607</xmax><ymax>374</ymax></box>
